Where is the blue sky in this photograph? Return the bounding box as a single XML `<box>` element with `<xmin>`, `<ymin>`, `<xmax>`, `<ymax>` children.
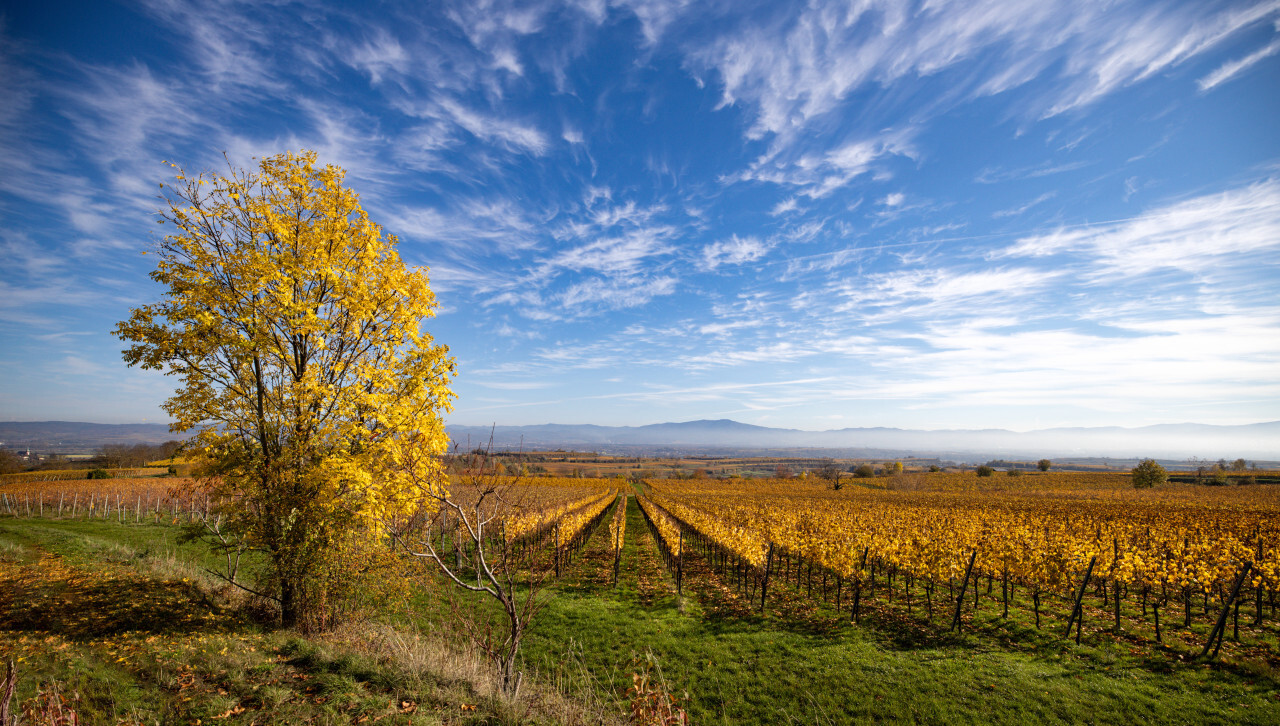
<box><xmin>2</xmin><ymin>0</ymin><xmax>1278</xmax><ymax>432</ymax></box>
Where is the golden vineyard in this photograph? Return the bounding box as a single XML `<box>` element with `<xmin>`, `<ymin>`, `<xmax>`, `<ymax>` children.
<box><xmin>638</xmin><ymin>473</ymin><xmax>1280</xmax><ymax>644</ymax></box>
<box><xmin>5</xmin><ymin>467</ymin><xmax>1278</xmax><ymax>652</ymax></box>
<box><xmin>0</xmin><ymin>473</ymin><xmax>626</xmax><ymax>573</ymax></box>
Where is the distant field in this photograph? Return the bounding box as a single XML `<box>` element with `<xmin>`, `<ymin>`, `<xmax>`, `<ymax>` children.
<box><xmin>461</xmin><ymin>449</ymin><xmax>1280</xmax><ymax>482</ymax></box>
<box><xmin>0</xmin><ymin>467</ymin><xmax>169</xmax><ymax>482</ymax></box>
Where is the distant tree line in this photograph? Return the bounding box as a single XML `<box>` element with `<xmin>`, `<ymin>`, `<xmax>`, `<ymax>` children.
<box><xmin>0</xmin><ymin>441</ymin><xmax>183</xmax><ymax>474</ymax></box>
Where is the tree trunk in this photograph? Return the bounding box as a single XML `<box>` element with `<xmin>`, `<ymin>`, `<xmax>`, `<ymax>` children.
<box><xmin>281</xmin><ymin>580</ymin><xmax>298</xmax><ymax>628</ymax></box>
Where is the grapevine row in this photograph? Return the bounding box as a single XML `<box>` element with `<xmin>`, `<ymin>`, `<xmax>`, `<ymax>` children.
<box><xmin>643</xmin><ymin>479</ymin><xmax>1279</xmax><ymax>652</ymax></box>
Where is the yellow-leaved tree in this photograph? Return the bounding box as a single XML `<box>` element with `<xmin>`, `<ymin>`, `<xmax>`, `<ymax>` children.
<box><xmin>116</xmin><ymin>150</ymin><xmax>454</xmax><ymax>631</ymax></box>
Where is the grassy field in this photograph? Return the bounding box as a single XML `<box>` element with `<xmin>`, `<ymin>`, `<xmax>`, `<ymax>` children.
<box><xmin>2</xmin><ymin>492</ymin><xmax>1279</xmax><ymax>724</ymax></box>
<box><xmin>0</xmin><ymin>518</ymin><xmax>611</xmax><ymax>725</ymax></box>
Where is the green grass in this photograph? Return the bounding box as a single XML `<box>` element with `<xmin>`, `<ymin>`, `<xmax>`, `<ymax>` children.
<box><xmin>3</xmin><ymin>507</ymin><xmax>1279</xmax><ymax>725</ymax></box>
<box><xmin>0</xmin><ymin>516</ymin><xmax>606</xmax><ymax>725</ymax></box>
<box><xmin>516</xmin><ymin>496</ymin><xmax>1280</xmax><ymax>724</ymax></box>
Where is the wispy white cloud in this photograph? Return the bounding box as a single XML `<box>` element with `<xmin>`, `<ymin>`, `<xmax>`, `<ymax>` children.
<box><xmin>615</xmin><ymin>0</ymin><xmax>694</xmax><ymax>46</ymax></box>
<box><xmin>383</xmin><ymin>196</ymin><xmax>541</xmax><ymax>255</ymax></box>
<box><xmin>587</xmin><ymin>200</ymin><xmax>667</xmax><ymax>231</ymax></box>
<box><xmin>443</xmin><ymin>0</ymin><xmax>612</xmax><ymax>93</ymax></box>
<box><xmin>769</xmin><ymin>197</ymin><xmax>799</xmax><ymax>216</ymax></box>
<box><xmin>345</xmin><ymin>29</ymin><xmax>412</xmax><ymax>84</ymax></box>
<box><xmin>472</xmin><ymin>379</ymin><xmax>553</xmax><ymax>390</ymax></box>
<box><xmin>997</xmin><ymin>180</ymin><xmax>1280</xmax><ymax>278</ymax></box>
<box><xmin>56</xmin><ymin>354</ymin><xmax>110</xmax><ymax>378</ymax></box>
<box><xmin>821</xmin><ymin>267</ymin><xmax>1063</xmax><ymax>320</ymax></box>
<box><xmin>992</xmin><ymin>191</ymin><xmax>1056</xmax><ymax>218</ymax></box>
<box><xmin>729</xmin><ymin>128</ymin><xmax>915</xmax><ymax>197</ymax></box>
<box><xmin>437</xmin><ymin>98</ymin><xmax>550</xmax><ymax>155</ymax></box>
<box><xmin>551</xmin><ymin>228</ymin><xmax>676</xmax><ymax>274</ymax></box>
<box><xmin>138</xmin><ymin>0</ymin><xmax>285</xmax><ymax>93</ymax></box>
<box><xmin>975</xmin><ymin>160</ymin><xmax>1091</xmax><ymax>184</ymax></box>
<box><xmin>680</xmin><ymin>0</ymin><xmax>1279</xmax><ymax>149</ymax></box>
<box><xmin>1044</xmin><ymin>1</ymin><xmax>1280</xmax><ymax>116</ymax></box>
<box><xmin>1198</xmin><ymin>37</ymin><xmax>1280</xmax><ymax>91</ymax></box>
<box><xmin>559</xmin><ymin>275</ymin><xmax>678</xmax><ymax>312</ymax></box>
<box><xmin>866</xmin><ymin>312</ymin><xmax>1280</xmax><ymax>414</ymax></box>
<box><xmin>701</xmin><ymin>234</ymin><xmax>770</xmax><ymax>270</ymax></box>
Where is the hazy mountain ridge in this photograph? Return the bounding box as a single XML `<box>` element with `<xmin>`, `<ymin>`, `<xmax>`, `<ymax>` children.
<box><xmin>3</xmin><ymin>419</ymin><xmax>1276</xmax><ymax>460</ymax></box>
<box><xmin>447</xmin><ymin>419</ymin><xmax>1280</xmax><ymax>460</ymax></box>
<box><xmin>0</xmin><ymin>422</ymin><xmax>181</xmax><ymax>451</ymax></box>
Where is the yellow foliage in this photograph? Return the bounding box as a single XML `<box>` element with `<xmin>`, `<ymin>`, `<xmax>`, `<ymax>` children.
<box><xmin>642</xmin><ymin>477</ymin><xmax>1280</xmax><ymax>598</ymax></box>
<box><xmin>115</xmin><ymin>150</ymin><xmax>454</xmax><ymax>629</ymax></box>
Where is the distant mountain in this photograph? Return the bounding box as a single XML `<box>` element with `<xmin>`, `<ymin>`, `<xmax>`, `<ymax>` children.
<box><xmin>5</xmin><ymin>419</ymin><xmax>1276</xmax><ymax>461</ymax></box>
<box><xmin>447</xmin><ymin>419</ymin><xmax>1280</xmax><ymax>461</ymax></box>
<box><xmin>0</xmin><ymin>421</ymin><xmax>182</xmax><ymax>452</ymax></box>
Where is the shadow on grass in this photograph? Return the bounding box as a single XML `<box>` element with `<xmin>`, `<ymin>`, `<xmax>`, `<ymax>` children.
<box><xmin>0</xmin><ymin>554</ymin><xmax>244</xmax><ymax>640</ymax></box>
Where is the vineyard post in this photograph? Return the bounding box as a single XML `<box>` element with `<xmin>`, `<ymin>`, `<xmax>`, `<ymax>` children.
<box><xmin>1200</xmin><ymin>562</ymin><xmax>1252</xmax><ymax>661</ymax></box>
<box><xmin>1002</xmin><ymin>568</ymin><xmax>1009</xmax><ymax>618</ymax></box>
<box><xmin>1112</xmin><ymin>538</ymin><xmax>1122</xmax><ymax>633</ymax></box>
<box><xmin>1153</xmin><ymin>597</ymin><xmax>1161</xmax><ymax>642</ymax></box>
<box><xmin>1255</xmin><ymin>538</ymin><xmax>1264</xmax><ymax>626</ymax></box>
<box><xmin>973</xmin><ymin>565</ymin><xmax>979</xmax><ymax>611</ymax></box>
<box><xmin>852</xmin><ymin>546</ymin><xmax>870</xmax><ymax>623</ymax></box>
<box><xmin>852</xmin><ymin>576</ymin><xmax>862</xmax><ymax>624</ymax></box>
<box><xmin>1063</xmin><ymin>556</ymin><xmax>1098</xmax><ymax>645</ymax></box>
<box><xmin>615</xmin><ymin>496</ymin><xmax>624</xmax><ymax>588</ymax></box>
<box><xmin>1233</xmin><ymin>595</ymin><xmax>1240</xmax><ymax>642</ymax></box>
<box><xmin>676</xmin><ymin>530</ymin><xmax>683</xmax><ymax>595</ymax></box>
<box><xmin>58</xmin><ymin>492</ymin><xmax>64</xmax><ymax>518</ymax></box>
<box><xmin>760</xmin><ymin>542</ymin><xmax>774</xmax><ymax>612</ymax></box>
<box><xmin>949</xmin><ymin>550</ymin><xmax>978</xmax><ymax>633</ymax></box>
<box><xmin>1113</xmin><ymin>580</ymin><xmax>1122</xmax><ymax>633</ymax></box>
